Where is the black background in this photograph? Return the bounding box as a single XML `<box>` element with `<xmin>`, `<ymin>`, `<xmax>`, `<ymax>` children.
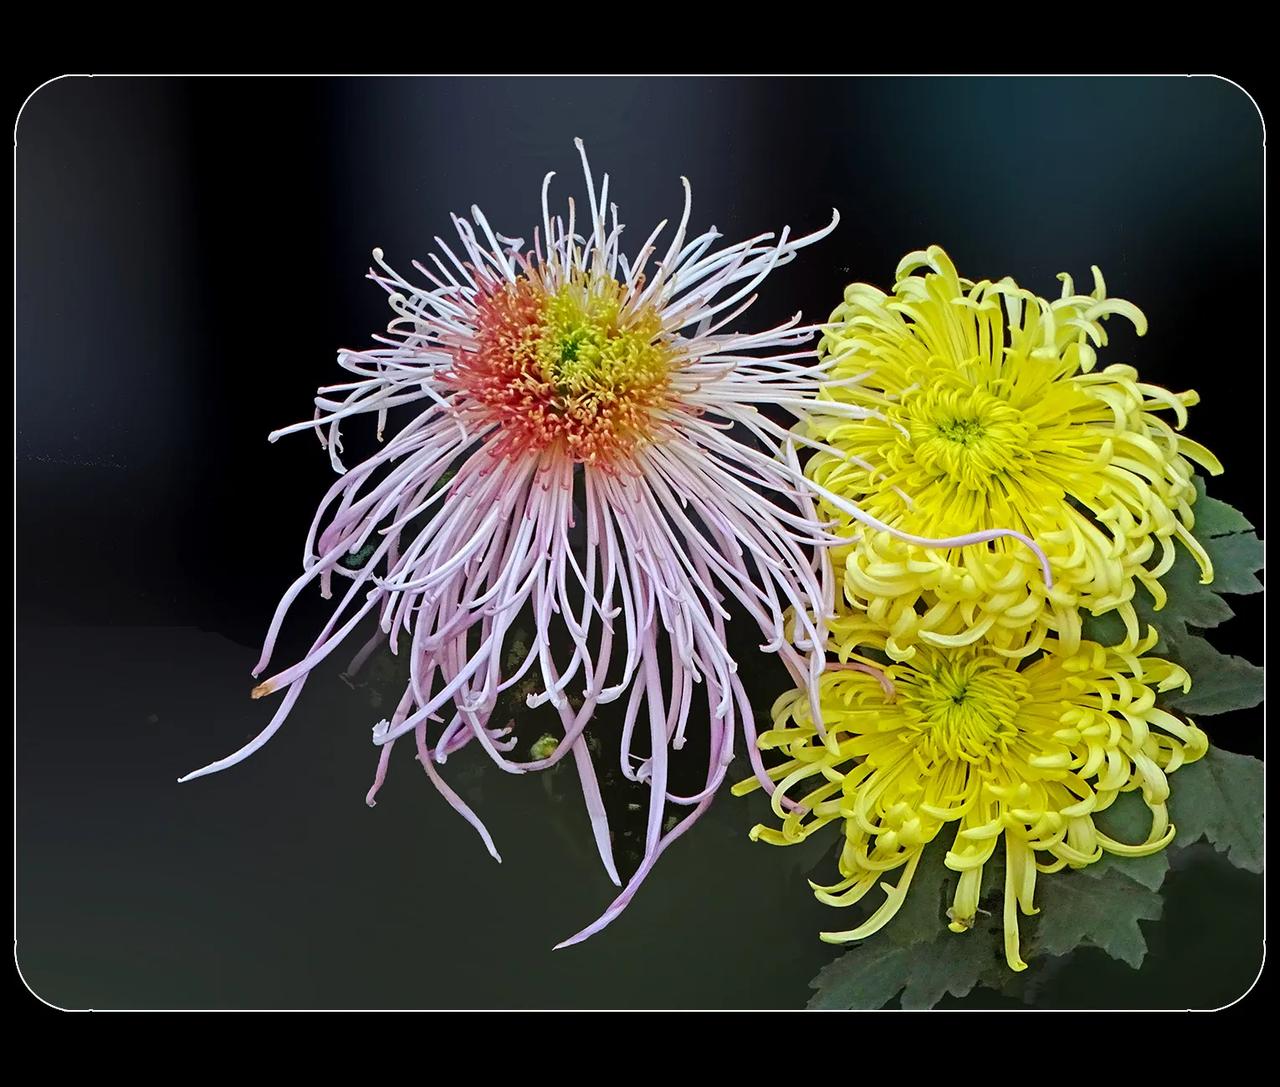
<box><xmin>15</xmin><ymin>76</ymin><xmax>1265</xmax><ymax>1010</ymax></box>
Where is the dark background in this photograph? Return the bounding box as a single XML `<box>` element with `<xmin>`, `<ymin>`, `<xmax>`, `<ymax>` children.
<box><xmin>15</xmin><ymin>76</ymin><xmax>1264</xmax><ymax>1009</ymax></box>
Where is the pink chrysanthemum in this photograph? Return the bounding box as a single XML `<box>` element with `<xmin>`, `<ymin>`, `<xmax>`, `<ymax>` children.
<box><xmin>182</xmin><ymin>143</ymin><xmax>1046</xmax><ymax>946</ymax></box>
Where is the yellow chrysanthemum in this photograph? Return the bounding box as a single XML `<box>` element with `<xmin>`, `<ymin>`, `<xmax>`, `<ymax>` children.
<box><xmin>807</xmin><ymin>245</ymin><xmax>1223</xmax><ymax>661</ymax></box>
<box><xmin>733</xmin><ymin>619</ymin><xmax>1208</xmax><ymax>971</ymax></box>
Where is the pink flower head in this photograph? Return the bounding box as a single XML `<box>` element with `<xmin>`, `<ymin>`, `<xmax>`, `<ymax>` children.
<box><xmin>181</xmin><ymin>142</ymin><xmax>1047</xmax><ymax>947</ymax></box>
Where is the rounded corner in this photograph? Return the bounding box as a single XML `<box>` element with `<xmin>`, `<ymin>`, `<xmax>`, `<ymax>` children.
<box><xmin>12</xmin><ymin>945</ymin><xmax>83</xmax><ymax>1013</ymax></box>
<box><xmin>1206</xmin><ymin>940</ymin><xmax>1266</xmax><ymax>1012</ymax></box>
<box><xmin>13</xmin><ymin>73</ymin><xmax>90</xmax><ymax>148</ymax></box>
<box><xmin>1196</xmin><ymin>74</ymin><xmax>1266</xmax><ymax>144</ymax></box>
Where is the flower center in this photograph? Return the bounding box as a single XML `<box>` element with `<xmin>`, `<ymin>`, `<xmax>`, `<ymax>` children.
<box><xmin>535</xmin><ymin>282</ymin><xmax>668</xmax><ymax>399</ymax></box>
<box><xmin>445</xmin><ymin>272</ymin><xmax>673</xmax><ymax>465</ymax></box>
<box><xmin>899</xmin><ymin>656</ymin><xmax>1028</xmax><ymax>763</ymax></box>
<box><xmin>903</xmin><ymin>385</ymin><xmax>1032</xmax><ymax>491</ymax></box>
<box><xmin>936</xmin><ymin>417</ymin><xmax>986</xmax><ymax>445</ymax></box>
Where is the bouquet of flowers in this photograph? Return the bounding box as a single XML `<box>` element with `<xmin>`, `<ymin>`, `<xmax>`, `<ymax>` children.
<box><xmin>735</xmin><ymin>247</ymin><xmax>1263</xmax><ymax>1007</ymax></box>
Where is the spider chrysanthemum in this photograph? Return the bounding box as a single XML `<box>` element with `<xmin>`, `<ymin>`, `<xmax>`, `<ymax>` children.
<box><xmin>733</xmin><ymin>619</ymin><xmax>1208</xmax><ymax>970</ymax></box>
<box><xmin>807</xmin><ymin>245</ymin><xmax>1222</xmax><ymax>661</ymax></box>
<box><xmin>181</xmin><ymin>141</ymin><xmax>986</xmax><ymax>947</ymax></box>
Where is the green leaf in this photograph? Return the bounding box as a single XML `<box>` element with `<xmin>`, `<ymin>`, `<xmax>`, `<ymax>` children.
<box><xmin>1166</xmin><ymin>747</ymin><xmax>1264</xmax><ymax>873</ymax></box>
<box><xmin>808</xmin><ymin>922</ymin><xmax>1009</xmax><ymax>1010</ymax></box>
<box><xmin>1023</xmin><ymin>865</ymin><xmax>1163</xmax><ymax>969</ymax></box>
<box><xmin>1086</xmin><ymin>791</ymin><xmax>1172</xmax><ymax>891</ymax></box>
<box><xmin>1162</xmin><ymin>632</ymin><xmax>1264</xmax><ymax>715</ymax></box>
<box><xmin>807</xmin><ymin>846</ymin><xmax>1015</xmax><ymax>1008</ymax></box>
<box><xmin>1190</xmin><ymin>476</ymin><xmax>1254</xmax><ymax>538</ymax></box>
<box><xmin>1087</xmin><ymin>479</ymin><xmax>1264</xmax><ymax>716</ymax></box>
<box><xmin>1144</xmin><ymin>549</ymin><xmax>1236</xmax><ymax>631</ymax></box>
<box><xmin>1161</xmin><ymin>479</ymin><xmax>1262</xmax><ymax>611</ymax></box>
<box><xmin>808</xmin><ymin>942</ymin><xmax>922</xmax><ymax>1010</ymax></box>
<box><xmin>1080</xmin><ymin>609</ymin><xmax>1128</xmax><ymax>647</ymax></box>
<box><xmin>897</xmin><ymin>928</ymin><xmax>1009</xmax><ymax>1009</ymax></box>
<box><xmin>807</xmin><ymin>842</ymin><xmax>1174</xmax><ymax>1007</ymax></box>
<box><xmin>1203</xmin><ymin>532</ymin><xmax>1264</xmax><ymax>596</ymax></box>
<box><xmin>881</xmin><ymin>843</ymin><xmax>959</xmax><ymax>947</ymax></box>
<box><xmin>1081</xmin><ymin>481</ymin><xmax>1264</xmax><ymax>646</ymax></box>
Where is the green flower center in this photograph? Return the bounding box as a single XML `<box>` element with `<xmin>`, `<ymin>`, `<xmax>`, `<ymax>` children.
<box><xmin>901</xmin><ymin>657</ymin><xmax>1028</xmax><ymax>763</ymax></box>
<box><xmin>936</xmin><ymin>417</ymin><xmax>987</xmax><ymax>445</ymax></box>
<box><xmin>904</xmin><ymin>385</ymin><xmax>1033</xmax><ymax>491</ymax></box>
<box><xmin>535</xmin><ymin>282</ymin><xmax>668</xmax><ymax>398</ymax></box>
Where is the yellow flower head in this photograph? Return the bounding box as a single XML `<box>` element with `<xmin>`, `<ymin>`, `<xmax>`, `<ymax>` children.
<box><xmin>807</xmin><ymin>246</ymin><xmax>1222</xmax><ymax>661</ymax></box>
<box><xmin>733</xmin><ymin>620</ymin><xmax>1208</xmax><ymax>971</ymax></box>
